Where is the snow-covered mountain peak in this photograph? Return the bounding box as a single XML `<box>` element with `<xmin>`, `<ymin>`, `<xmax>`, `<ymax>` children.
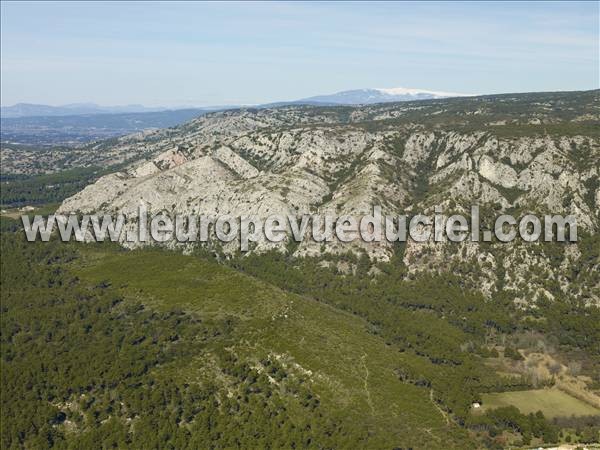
<box><xmin>375</xmin><ymin>87</ymin><xmax>470</xmax><ymax>98</ymax></box>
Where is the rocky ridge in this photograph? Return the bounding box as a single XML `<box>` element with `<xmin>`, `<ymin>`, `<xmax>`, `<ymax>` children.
<box><xmin>58</xmin><ymin>90</ymin><xmax>600</xmax><ymax>304</ymax></box>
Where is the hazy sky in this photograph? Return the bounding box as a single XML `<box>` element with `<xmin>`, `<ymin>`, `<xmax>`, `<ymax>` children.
<box><xmin>1</xmin><ymin>1</ymin><xmax>598</xmax><ymax>107</ymax></box>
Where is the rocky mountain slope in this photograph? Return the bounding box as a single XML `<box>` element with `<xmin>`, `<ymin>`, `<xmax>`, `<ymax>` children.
<box><xmin>58</xmin><ymin>90</ymin><xmax>600</xmax><ymax>304</ymax></box>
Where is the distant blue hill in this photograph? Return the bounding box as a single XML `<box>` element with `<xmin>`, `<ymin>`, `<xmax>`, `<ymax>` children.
<box><xmin>0</xmin><ymin>103</ymin><xmax>178</xmax><ymax>118</ymax></box>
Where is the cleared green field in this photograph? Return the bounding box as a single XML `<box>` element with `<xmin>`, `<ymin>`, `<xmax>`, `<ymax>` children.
<box><xmin>481</xmin><ymin>388</ymin><xmax>600</xmax><ymax>418</ymax></box>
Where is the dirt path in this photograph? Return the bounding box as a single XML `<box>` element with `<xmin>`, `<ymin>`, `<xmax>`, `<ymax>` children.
<box><xmin>430</xmin><ymin>388</ymin><xmax>450</xmax><ymax>426</ymax></box>
<box><xmin>361</xmin><ymin>354</ymin><xmax>375</xmax><ymax>415</ymax></box>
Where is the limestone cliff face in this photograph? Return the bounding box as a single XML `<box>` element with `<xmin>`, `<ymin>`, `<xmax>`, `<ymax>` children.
<box><xmin>58</xmin><ymin>90</ymin><xmax>600</xmax><ymax>303</ymax></box>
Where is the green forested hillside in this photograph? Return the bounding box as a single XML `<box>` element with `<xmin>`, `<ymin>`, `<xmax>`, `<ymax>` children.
<box><xmin>2</xmin><ymin>216</ymin><xmax>598</xmax><ymax>448</ymax></box>
<box><xmin>1</xmin><ymin>231</ymin><xmax>472</xmax><ymax>448</ymax></box>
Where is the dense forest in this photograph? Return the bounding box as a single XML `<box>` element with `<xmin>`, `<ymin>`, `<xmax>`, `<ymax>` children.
<box><xmin>0</xmin><ymin>168</ymin><xmax>103</xmax><ymax>207</ymax></box>
<box><xmin>0</xmin><ymin>230</ymin><xmax>366</xmax><ymax>449</ymax></box>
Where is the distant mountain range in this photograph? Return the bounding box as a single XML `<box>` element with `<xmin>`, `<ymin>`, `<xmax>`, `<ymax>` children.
<box><xmin>296</xmin><ymin>87</ymin><xmax>471</xmax><ymax>105</ymax></box>
<box><xmin>0</xmin><ymin>87</ymin><xmax>475</xmax><ymax>145</ymax></box>
<box><xmin>1</xmin><ymin>87</ymin><xmax>472</xmax><ymax>119</ymax></box>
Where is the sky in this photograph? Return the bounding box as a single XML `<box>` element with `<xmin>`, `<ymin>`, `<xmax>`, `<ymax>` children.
<box><xmin>1</xmin><ymin>1</ymin><xmax>598</xmax><ymax>107</ymax></box>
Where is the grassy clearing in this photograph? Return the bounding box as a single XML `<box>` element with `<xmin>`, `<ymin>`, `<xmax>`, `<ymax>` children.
<box><xmin>480</xmin><ymin>388</ymin><xmax>600</xmax><ymax>419</ymax></box>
